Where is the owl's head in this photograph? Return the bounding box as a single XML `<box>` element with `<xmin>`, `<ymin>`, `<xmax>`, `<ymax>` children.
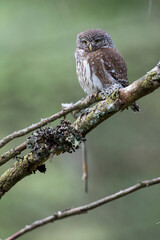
<box><xmin>76</xmin><ymin>29</ymin><xmax>115</xmax><ymax>52</ymax></box>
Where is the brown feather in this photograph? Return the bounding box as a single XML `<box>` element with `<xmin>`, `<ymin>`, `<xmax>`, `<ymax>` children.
<box><xmin>86</xmin><ymin>48</ymin><xmax>128</xmax><ymax>88</ymax></box>
<box><xmin>101</xmin><ymin>48</ymin><xmax>128</xmax><ymax>87</ymax></box>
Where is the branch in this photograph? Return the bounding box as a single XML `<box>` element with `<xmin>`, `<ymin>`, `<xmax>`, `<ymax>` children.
<box><xmin>0</xmin><ymin>142</ymin><xmax>26</xmax><ymax>166</ymax></box>
<box><xmin>5</xmin><ymin>176</ymin><xmax>160</xmax><ymax>240</ymax></box>
<box><xmin>0</xmin><ymin>95</ymin><xmax>105</xmax><ymax>166</ymax></box>
<box><xmin>0</xmin><ymin>92</ymin><xmax>107</xmax><ymax>166</ymax></box>
<box><xmin>1</xmin><ymin>62</ymin><xmax>160</xmax><ymax>166</ymax></box>
<box><xmin>0</xmin><ymin>94</ymin><xmax>103</xmax><ymax>149</ymax></box>
<box><xmin>0</xmin><ymin>62</ymin><xmax>160</xmax><ymax>199</ymax></box>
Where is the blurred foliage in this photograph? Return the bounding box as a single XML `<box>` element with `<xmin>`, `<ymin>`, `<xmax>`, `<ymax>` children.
<box><xmin>0</xmin><ymin>0</ymin><xmax>160</xmax><ymax>239</ymax></box>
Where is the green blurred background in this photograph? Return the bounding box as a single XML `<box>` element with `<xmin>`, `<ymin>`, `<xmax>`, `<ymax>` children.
<box><xmin>0</xmin><ymin>0</ymin><xmax>160</xmax><ymax>239</ymax></box>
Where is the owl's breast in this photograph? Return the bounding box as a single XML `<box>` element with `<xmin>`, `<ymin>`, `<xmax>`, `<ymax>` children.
<box><xmin>75</xmin><ymin>49</ymin><xmax>104</xmax><ymax>94</ymax></box>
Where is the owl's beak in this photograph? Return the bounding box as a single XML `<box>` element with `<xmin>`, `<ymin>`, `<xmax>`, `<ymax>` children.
<box><xmin>88</xmin><ymin>43</ymin><xmax>92</xmax><ymax>51</ymax></box>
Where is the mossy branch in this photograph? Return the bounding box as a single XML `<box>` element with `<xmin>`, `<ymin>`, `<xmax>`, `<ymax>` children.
<box><xmin>0</xmin><ymin>93</ymin><xmax>104</xmax><ymax>150</ymax></box>
<box><xmin>0</xmin><ymin>62</ymin><xmax>160</xmax><ymax>199</ymax></box>
<box><xmin>0</xmin><ymin>93</ymin><xmax>106</xmax><ymax>166</ymax></box>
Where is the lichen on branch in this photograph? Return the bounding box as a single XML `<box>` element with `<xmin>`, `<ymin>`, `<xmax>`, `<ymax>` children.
<box><xmin>0</xmin><ymin>61</ymin><xmax>160</xmax><ymax>199</ymax></box>
<box><xmin>27</xmin><ymin>119</ymin><xmax>85</xmax><ymax>156</ymax></box>
<box><xmin>0</xmin><ymin>120</ymin><xmax>85</xmax><ymax>199</ymax></box>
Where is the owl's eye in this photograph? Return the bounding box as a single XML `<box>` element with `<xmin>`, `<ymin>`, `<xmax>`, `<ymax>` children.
<box><xmin>82</xmin><ymin>40</ymin><xmax>87</xmax><ymax>45</ymax></box>
<box><xmin>95</xmin><ymin>39</ymin><xmax>101</xmax><ymax>43</ymax></box>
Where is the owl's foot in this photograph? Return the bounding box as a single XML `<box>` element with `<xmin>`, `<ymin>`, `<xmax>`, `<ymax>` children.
<box><xmin>89</xmin><ymin>92</ymin><xmax>99</xmax><ymax>100</ymax></box>
<box><xmin>103</xmin><ymin>83</ymin><xmax>122</xmax><ymax>96</ymax></box>
<box><xmin>90</xmin><ymin>91</ymin><xmax>107</xmax><ymax>100</ymax></box>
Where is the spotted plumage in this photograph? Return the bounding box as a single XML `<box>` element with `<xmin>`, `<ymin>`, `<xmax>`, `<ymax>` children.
<box><xmin>75</xmin><ymin>29</ymin><xmax>139</xmax><ymax>112</ymax></box>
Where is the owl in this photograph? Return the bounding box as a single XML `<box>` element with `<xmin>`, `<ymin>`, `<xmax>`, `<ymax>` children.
<box><xmin>75</xmin><ymin>29</ymin><xmax>139</xmax><ymax>112</ymax></box>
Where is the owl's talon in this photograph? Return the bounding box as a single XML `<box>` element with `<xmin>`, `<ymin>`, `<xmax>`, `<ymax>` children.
<box><xmin>89</xmin><ymin>92</ymin><xmax>98</xmax><ymax>100</ymax></box>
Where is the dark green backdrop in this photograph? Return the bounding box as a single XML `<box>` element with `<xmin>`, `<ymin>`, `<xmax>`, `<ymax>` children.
<box><xmin>0</xmin><ymin>0</ymin><xmax>160</xmax><ymax>239</ymax></box>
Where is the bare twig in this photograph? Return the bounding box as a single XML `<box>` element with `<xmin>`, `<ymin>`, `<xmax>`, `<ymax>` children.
<box><xmin>5</xmin><ymin>176</ymin><xmax>160</xmax><ymax>240</ymax></box>
<box><xmin>82</xmin><ymin>141</ymin><xmax>88</xmax><ymax>193</ymax></box>
<box><xmin>70</xmin><ymin>109</ymin><xmax>89</xmax><ymax>193</ymax></box>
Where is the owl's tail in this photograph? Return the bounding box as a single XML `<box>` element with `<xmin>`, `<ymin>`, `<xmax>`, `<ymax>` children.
<box><xmin>130</xmin><ymin>102</ymin><xmax>140</xmax><ymax>113</ymax></box>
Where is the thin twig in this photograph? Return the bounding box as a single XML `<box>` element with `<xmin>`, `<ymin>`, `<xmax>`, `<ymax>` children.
<box><xmin>70</xmin><ymin>109</ymin><xmax>89</xmax><ymax>193</ymax></box>
<box><xmin>82</xmin><ymin>141</ymin><xmax>88</xmax><ymax>193</ymax></box>
<box><xmin>5</xmin><ymin>176</ymin><xmax>160</xmax><ymax>240</ymax></box>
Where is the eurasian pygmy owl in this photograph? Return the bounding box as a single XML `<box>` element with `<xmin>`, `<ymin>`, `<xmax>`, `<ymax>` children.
<box><xmin>75</xmin><ymin>29</ymin><xmax>139</xmax><ymax>112</ymax></box>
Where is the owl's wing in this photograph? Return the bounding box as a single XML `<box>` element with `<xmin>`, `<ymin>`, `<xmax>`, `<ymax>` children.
<box><xmin>100</xmin><ymin>48</ymin><xmax>129</xmax><ymax>87</ymax></box>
